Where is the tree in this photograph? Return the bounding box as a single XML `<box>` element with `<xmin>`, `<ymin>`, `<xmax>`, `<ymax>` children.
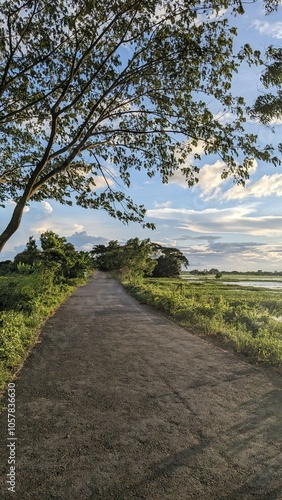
<box><xmin>152</xmin><ymin>245</ymin><xmax>189</xmax><ymax>277</ymax></box>
<box><xmin>0</xmin><ymin>260</ymin><xmax>13</xmax><ymax>275</ymax></box>
<box><xmin>12</xmin><ymin>230</ymin><xmax>93</xmax><ymax>278</ymax></box>
<box><xmin>250</xmin><ymin>46</ymin><xmax>282</xmax><ymax>152</ymax></box>
<box><xmin>122</xmin><ymin>238</ymin><xmax>156</xmax><ymax>281</ymax></box>
<box><xmin>69</xmin><ymin>250</ymin><xmax>93</xmax><ymax>279</ymax></box>
<box><xmin>40</xmin><ymin>230</ymin><xmax>85</xmax><ymax>279</ymax></box>
<box><xmin>209</xmin><ymin>268</ymin><xmax>219</xmax><ymax>274</ymax></box>
<box><xmin>13</xmin><ymin>236</ymin><xmax>41</xmax><ymax>268</ymax></box>
<box><xmin>92</xmin><ymin>238</ymin><xmax>156</xmax><ymax>281</ymax></box>
<box><xmin>0</xmin><ymin>0</ymin><xmax>280</xmax><ymax>252</ymax></box>
<box><xmin>91</xmin><ymin>241</ymin><xmax>124</xmax><ymax>271</ymax></box>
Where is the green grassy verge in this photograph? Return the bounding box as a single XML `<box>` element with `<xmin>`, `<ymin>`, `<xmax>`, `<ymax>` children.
<box><xmin>123</xmin><ymin>278</ymin><xmax>282</xmax><ymax>366</ymax></box>
<box><xmin>0</xmin><ymin>272</ymin><xmax>92</xmax><ymax>391</ymax></box>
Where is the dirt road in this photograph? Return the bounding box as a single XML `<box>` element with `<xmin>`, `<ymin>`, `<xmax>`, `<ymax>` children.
<box><xmin>0</xmin><ymin>271</ymin><xmax>281</xmax><ymax>499</ymax></box>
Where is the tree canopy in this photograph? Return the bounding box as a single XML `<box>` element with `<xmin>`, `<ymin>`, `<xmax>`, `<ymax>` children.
<box><xmin>12</xmin><ymin>231</ymin><xmax>93</xmax><ymax>279</ymax></box>
<box><xmin>151</xmin><ymin>244</ymin><xmax>189</xmax><ymax>277</ymax></box>
<box><xmin>250</xmin><ymin>46</ymin><xmax>282</xmax><ymax>153</ymax></box>
<box><xmin>92</xmin><ymin>238</ymin><xmax>156</xmax><ymax>281</ymax></box>
<box><xmin>92</xmin><ymin>238</ymin><xmax>188</xmax><ymax>280</ymax></box>
<box><xmin>0</xmin><ymin>0</ymin><xmax>280</xmax><ymax>251</ymax></box>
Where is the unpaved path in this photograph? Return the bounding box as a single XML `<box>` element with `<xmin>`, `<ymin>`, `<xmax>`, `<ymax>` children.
<box><xmin>0</xmin><ymin>271</ymin><xmax>281</xmax><ymax>499</ymax></box>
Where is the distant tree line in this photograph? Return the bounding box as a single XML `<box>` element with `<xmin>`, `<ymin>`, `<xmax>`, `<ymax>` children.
<box><xmin>0</xmin><ymin>234</ymin><xmax>189</xmax><ymax>282</ymax></box>
<box><xmin>189</xmin><ymin>269</ymin><xmax>282</xmax><ymax>276</ymax></box>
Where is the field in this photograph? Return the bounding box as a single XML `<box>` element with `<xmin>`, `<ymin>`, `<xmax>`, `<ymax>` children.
<box><xmin>123</xmin><ymin>276</ymin><xmax>282</xmax><ymax>366</ymax></box>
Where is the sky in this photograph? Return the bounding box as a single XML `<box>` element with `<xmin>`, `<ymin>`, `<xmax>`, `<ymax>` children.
<box><xmin>1</xmin><ymin>1</ymin><xmax>282</xmax><ymax>271</ymax></box>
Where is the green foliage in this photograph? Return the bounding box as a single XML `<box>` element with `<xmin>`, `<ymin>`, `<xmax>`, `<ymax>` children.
<box><xmin>0</xmin><ymin>260</ymin><xmax>14</xmax><ymax>275</ymax></box>
<box><xmin>40</xmin><ymin>231</ymin><xmax>78</xmax><ymax>280</ymax></box>
<box><xmin>121</xmin><ymin>238</ymin><xmax>157</xmax><ymax>283</ymax></box>
<box><xmin>0</xmin><ymin>311</ymin><xmax>30</xmax><ymax>367</ymax></box>
<box><xmin>251</xmin><ymin>46</ymin><xmax>282</xmax><ymax>125</ymax></box>
<box><xmin>124</xmin><ymin>278</ymin><xmax>282</xmax><ymax>366</ymax></box>
<box><xmin>92</xmin><ymin>238</ymin><xmax>188</xmax><ymax>280</ymax></box>
<box><xmin>0</xmin><ymin>271</ymin><xmax>68</xmax><ymax>315</ymax></box>
<box><xmin>14</xmin><ymin>237</ymin><xmax>41</xmax><ymax>268</ymax></box>
<box><xmin>16</xmin><ymin>262</ymin><xmax>32</xmax><ymax>275</ymax></box>
<box><xmin>12</xmin><ymin>231</ymin><xmax>94</xmax><ymax>280</ymax></box>
<box><xmin>91</xmin><ymin>241</ymin><xmax>125</xmax><ymax>272</ymax></box>
<box><xmin>151</xmin><ymin>244</ymin><xmax>189</xmax><ymax>277</ymax></box>
<box><xmin>0</xmin><ymin>0</ymin><xmax>280</xmax><ymax>250</ymax></box>
<box><xmin>92</xmin><ymin>238</ymin><xmax>157</xmax><ymax>282</ymax></box>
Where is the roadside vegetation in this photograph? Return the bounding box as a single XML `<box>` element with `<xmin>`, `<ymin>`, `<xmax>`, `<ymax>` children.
<box><xmin>0</xmin><ymin>231</ymin><xmax>94</xmax><ymax>391</ymax></box>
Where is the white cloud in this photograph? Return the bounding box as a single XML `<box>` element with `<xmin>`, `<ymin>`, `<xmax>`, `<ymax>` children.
<box><xmin>41</xmin><ymin>201</ymin><xmax>53</xmax><ymax>214</ymax></box>
<box><xmin>198</xmin><ymin>160</ymin><xmax>258</xmax><ymax>200</ymax></box>
<box><xmin>180</xmin><ymin>240</ymin><xmax>282</xmax><ymax>271</ymax></box>
<box><xmin>147</xmin><ymin>205</ymin><xmax>253</xmax><ymax>220</ymax></box>
<box><xmin>30</xmin><ymin>223</ymin><xmax>53</xmax><ymax>234</ymax></box>
<box><xmin>80</xmin><ymin>243</ymin><xmax>93</xmax><ymax>251</ymax></box>
<box><xmin>252</xmin><ymin>20</ymin><xmax>282</xmax><ymax>39</ymax></box>
<box><xmin>169</xmin><ymin>169</ymin><xmax>189</xmax><ymax>188</ymax></box>
<box><xmin>198</xmin><ymin>161</ymin><xmax>227</xmax><ymax>199</ymax></box>
<box><xmin>67</xmin><ymin>231</ymin><xmax>108</xmax><ymax>250</ymax></box>
<box><xmin>147</xmin><ymin>204</ymin><xmax>282</xmax><ymax>237</ymax></box>
<box><xmin>267</xmin><ymin>118</ymin><xmax>282</xmax><ymax>125</ymax></box>
<box><xmin>74</xmin><ymin>223</ymin><xmax>84</xmax><ymax>232</ymax></box>
<box><xmin>213</xmin><ymin>111</ymin><xmax>236</xmax><ymax>124</ymax></box>
<box><xmin>90</xmin><ymin>175</ymin><xmax>115</xmax><ymax>189</ymax></box>
<box><xmin>154</xmin><ymin>200</ymin><xmax>172</xmax><ymax>208</ymax></box>
<box><xmin>224</xmin><ymin>173</ymin><xmax>282</xmax><ymax>200</ymax></box>
<box><xmin>187</xmin><ymin>244</ymin><xmax>218</xmax><ymax>254</ymax></box>
<box><xmin>170</xmin><ymin>142</ymin><xmax>259</xmax><ymax>200</ymax></box>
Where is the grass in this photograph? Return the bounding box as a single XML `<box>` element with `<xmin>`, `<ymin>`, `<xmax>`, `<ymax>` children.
<box><xmin>123</xmin><ymin>277</ymin><xmax>282</xmax><ymax>367</ymax></box>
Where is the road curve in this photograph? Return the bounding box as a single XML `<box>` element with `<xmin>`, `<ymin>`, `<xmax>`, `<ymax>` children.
<box><xmin>0</xmin><ymin>271</ymin><xmax>281</xmax><ymax>499</ymax></box>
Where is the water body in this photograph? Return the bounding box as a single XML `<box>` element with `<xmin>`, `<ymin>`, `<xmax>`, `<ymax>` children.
<box><xmin>181</xmin><ymin>277</ymin><xmax>282</xmax><ymax>290</ymax></box>
<box><xmin>224</xmin><ymin>281</ymin><xmax>282</xmax><ymax>290</ymax></box>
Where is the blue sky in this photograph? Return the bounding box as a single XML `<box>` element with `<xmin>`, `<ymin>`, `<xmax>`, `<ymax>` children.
<box><xmin>1</xmin><ymin>1</ymin><xmax>282</xmax><ymax>271</ymax></box>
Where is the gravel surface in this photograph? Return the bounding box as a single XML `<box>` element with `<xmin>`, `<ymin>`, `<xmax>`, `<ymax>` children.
<box><xmin>0</xmin><ymin>271</ymin><xmax>281</xmax><ymax>499</ymax></box>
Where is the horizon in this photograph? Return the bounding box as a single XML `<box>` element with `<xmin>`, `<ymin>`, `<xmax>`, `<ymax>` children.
<box><xmin>2</xmin><ymin>230</ymin><xmax>282</xmax><ymax>275</ymax></box>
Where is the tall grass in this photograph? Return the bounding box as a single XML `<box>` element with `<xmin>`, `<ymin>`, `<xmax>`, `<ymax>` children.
<box><xmin>124</xmin><ymin>278</ymin><xmax>282</xmax><ymax>366</ymax></box>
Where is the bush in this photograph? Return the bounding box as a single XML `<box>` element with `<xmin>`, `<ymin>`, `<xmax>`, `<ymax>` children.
<box><xmin>0</xmin><ymin>311</ymin><xmax>28</xmax><ymax>367</ymax></box>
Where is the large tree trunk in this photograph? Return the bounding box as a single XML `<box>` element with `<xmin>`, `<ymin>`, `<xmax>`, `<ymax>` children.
<box><xmin>0</xmin><ymin>199</ymin><xmax>26</xmax><ymax>253</ymax></box>
<box><xmin>0</xmin><ymin>160</ymin><xmax>45</xmax><ymax>253</ymax></box>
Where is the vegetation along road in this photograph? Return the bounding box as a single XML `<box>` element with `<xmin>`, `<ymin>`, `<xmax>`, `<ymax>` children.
<box><xmin>0</xmin><ymin>271</ymin><xmax>281</xmax><ymax>499</ymax></box>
